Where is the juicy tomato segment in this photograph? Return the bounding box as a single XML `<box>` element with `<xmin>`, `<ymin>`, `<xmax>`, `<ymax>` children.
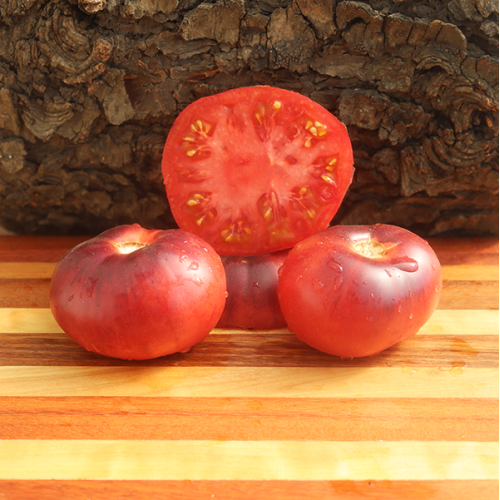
<box><xmin>163</xmin><ymin>86</ymin><xmax>354</xmax><ymax>256</ymax></box>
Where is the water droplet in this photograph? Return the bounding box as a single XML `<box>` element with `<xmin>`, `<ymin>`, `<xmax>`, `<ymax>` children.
<box><xmin>385</xmin><ymin>269</ymin><xmax>392</xmax><ymax>278</ymax></box>
<box><xmin>402</xmin><ymin>366</ymin><xmax>417</xmax><ymax>374</ymax></box>
<box><xmin>397</xmin><ymin>303</ymin><xmax>402</xmax><ymax>313</ymax></box>
<box><xmin>431</xmin><ymin>264</ymin><xmax>436</xmax><ymax>271</ymax></box>
<box><xmin>312</xmin><ymin>278</ymin><xmax>324</xmax><ymax>291</ymax></box>
<box><xmin>253</xmin><ymin>282</ymin><xmax>260</xmax><ymax>288</ymax></box>
<box><xmin>277</xmin><ymin>266</ymin><xmax>283</xmax><ymax>276</ymax></box>
<box><xmin>393</xmin><ymin>256</ymin><xmax>419</xmax><ymax>273</ymax></box>
<box><xmin>333</xmin><ymin>275</ymin><xmax>343</xmax><ymax>292</ymax></box>
<box><xmin>327</xmin><ymin>254</ymin><xmax>343</xmax><ymax>273</ymax></box>
<box><xmin>188</xmin><ymin>261</ymin><xmax>199</xmax><ymax>271</ymax></box>
<box><xmin>225</xmin><ymin>291</ymin><xmax>229</xmax><ymax>298</ymax></box>
<box><xmin>435</xmin><ymin>285</ymin><xmax>439</xmax><ymax>293</ymax></box>
<box><xmin>409</xmin><ymin>313</ymin><xmax>414</xmax><ymax>320</ymax></box>
<box><xmin>68</xmin><ymin>295</ymin><xmax>74</xmax><ymax>302</ymax></box>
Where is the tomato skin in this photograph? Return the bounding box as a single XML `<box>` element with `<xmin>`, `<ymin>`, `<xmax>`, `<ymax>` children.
<box><xmin>217</xmin><ymin>250</ymin><xmax>289</xmax><ymax>330</ymax></box>
<box><xmin>49</xmin><ymin>224</ymin><xmax>227</xmax><ymax>360</ymax></box>
<box><xmin>277</xmin><ymin>224</ymin><xmax>442</xmax><ymax>358</ymax></box>
<box><xmin>162</xmin><ymin>86</ymin><xmax>354</xmax><ymax>256</ymax></box>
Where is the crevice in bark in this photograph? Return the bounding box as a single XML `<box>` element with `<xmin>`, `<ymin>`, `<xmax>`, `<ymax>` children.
<box><xmin>0</xmin><ymin>0</ymin><xmax>497</xmax><ymax>236</ymax></box>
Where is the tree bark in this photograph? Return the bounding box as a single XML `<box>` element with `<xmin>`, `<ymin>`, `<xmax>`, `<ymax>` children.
<box><xmin>0</xmin><ymin>0</ymin><xmax>498</xmax><ymax>236</ymax></box>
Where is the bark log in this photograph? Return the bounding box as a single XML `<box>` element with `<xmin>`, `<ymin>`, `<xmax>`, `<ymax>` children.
<box><xmin>0</xmin><ymin>0</ymin><xmax>498</xmax><ymax>236</ymax></box>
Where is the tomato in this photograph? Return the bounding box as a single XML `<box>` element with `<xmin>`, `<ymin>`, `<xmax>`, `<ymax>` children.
<box><xmin>277</xmin><ymin>224</ymin><xmax>442</xmax><ymax>358</ymax></box>
<box><xmin>216</xmin><ymin>250</ymin><xmax>289</xmax><ymax>330</ymax></box>
<box><xmin>162</xmin><ymin>86</ymin><xmax>354</xmax><ymax>256</ymax></box>
<box><xmin>49</xmin><ymin>224</ymin><xmax>227</xmax><ymax>360</ymax></box>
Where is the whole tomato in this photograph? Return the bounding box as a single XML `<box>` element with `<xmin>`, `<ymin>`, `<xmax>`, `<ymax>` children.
<box><xmin>277</xmin><ymin>224</ymin><xmax>442</xmax><ymax>358</ymax></box>
<box><xmin>50</xmin><ymin>224</ymin><xmax>227</xmax><ymax>360</ymax></box>
<box><xmin>217</xmin><ymin>250</ymin><xmax>289</xmax><ymax>330</ymax></box>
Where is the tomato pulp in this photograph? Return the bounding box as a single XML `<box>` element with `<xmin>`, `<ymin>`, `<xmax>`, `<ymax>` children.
<box><xmin>162</xmin><ymin>86</ymin><xmax>354</xmax><ymax>256</ymax></box>
<box><xmin>277</xmin><ymin>224</ymin><xmax>442</xmax><ymax>358</ymax></box>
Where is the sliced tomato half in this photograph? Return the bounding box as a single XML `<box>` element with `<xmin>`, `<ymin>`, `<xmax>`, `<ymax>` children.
<box><xmin>162</xmin><ymin>86</ymin><xmax>354</xmax><ymax>256</ymax></box>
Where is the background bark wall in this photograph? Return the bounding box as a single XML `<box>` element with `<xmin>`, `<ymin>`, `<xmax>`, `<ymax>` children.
<box><xmin>0</xmin><ymin>0</ymin><xmax>498</xmax><ymax>236</ymax></box>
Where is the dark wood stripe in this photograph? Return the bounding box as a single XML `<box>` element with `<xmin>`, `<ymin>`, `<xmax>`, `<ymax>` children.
<box><xmin>0</xmin><ymin>236</ymin><xmax>497</xmax><ymax>265</ymax></box>
<box><xmin>0</xmin><ymin>278</ymin><xmax>497</xmax><ymax>309</ymax></box>
<box><xmin>0</xmin><ymin>480</ymin><xmax>497</xmax><ymax>500</ymax></box>
<box><xmin>0</xmin><ymin>332</ymin><xmax>497</xmax><ymax>368</ymax></box>
<box><xmin>0</xmin><ymin>397</ymin><xmax>497</xmax><ymax>442</ymax></box>
<box><xmin>0</xmin><ymin>236</ymin><xmax>89</xmax><ymax>262</ymax></box>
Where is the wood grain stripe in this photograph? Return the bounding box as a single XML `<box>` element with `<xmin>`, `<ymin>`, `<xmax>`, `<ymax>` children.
<box><xmin>0</xmin><ymin>262</ymin><xmax>496</xmax><ymax>280</ymax></box>
<box><xmin>0</xmin><ymin>366</ymin><xmax>496</xmax><ymax>398</ymax></box>
<box><xmin>0</xmin><ymin>440</ymin><xmax>497</xmax><ymax>480</ymax></box>
<box><xmin>1</xmin><ymin>332</ymin><xmax>496</xmax><ymax>368</ymax></box>
<box><xmin>1</xmin><ymin>397</ymin><xmax>496</xmax><ymax>442</ymax></box>
<box><xmin>0</xmin><ymin>263</ymin><xmax>56</xmax><ymax>279</ymax></box>
<box><xmin>1</xmin><ymin>308</ymin><xmax>496</xmax><ymax>336</ymax></box>
<box><xmin>0</xmin><ymin>479</ymin><xmax>498</xmax><ymax>500</ymax></box>
<box><xmin>0</xmin><ymin>279</ymin><xmax>496</xmax><ymax>309</ymax></box>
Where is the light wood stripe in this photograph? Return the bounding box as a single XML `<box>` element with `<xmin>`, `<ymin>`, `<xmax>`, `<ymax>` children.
<box><xmin>0</xmin><ymin>366</ymin><xmax>496</xmax><ymax>398</ymax></box>
<box><xmin>0</xmin><ymin>262</ymin><xmax>497</xmax><ymax>280</ymax></box>
<box><xmin>0</xmin><ymin>308</ymin><xmax>496</xmax><ymax>336</ymax></box>
<box><xmin>0</xmin><ymin>440</ymin><xmax>496</xmax><ymax>480</ymax></box>
<box><xmin>441</xmin><ymin>265</ymin><xmax>498</xmax><ymax>281</ymax></box>
<box><xmin>1</xmin><ymin>397</ymin><xmax>496</xmax><ymax>442</ymax></box>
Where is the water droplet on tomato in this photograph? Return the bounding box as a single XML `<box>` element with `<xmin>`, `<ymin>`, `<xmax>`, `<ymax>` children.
<box><xmin>68</xmin><ymin>295</ymin><xmax>74</xmax><ymax>302</ymax></box>
<box><xmin>393</xmin><ymin>256</ymin><xmax>418</xmax><ymax>273</ymax></box>
<box><xmin>385</xmin><ymin>269</ymin><xmax>392</xmax><ymax>278</ymax></box>
<box><xmin>188</xmin><ymin>261</ymin><xmax>199</xmax><ymax>271</ymax></box>
<box><xmin>312</xmin><ymin>278</ymin><xmax>324</xmax><ymax>291</ymax></box>
<box><xmin>327</xmin><ymin>255</ymin><xmax>343</xmax><ymax>273</ymax></box>
<box><xmin>333</xmin><ymin>275</ymin><xmax>343</xmax><ymax>292</ymax></box>
<box><xmin>435</xmin><ymin>285</ymin><xmax>439</xmax><ymax>293</ymax></box>
<box><xmin>431</xmin><ymin>264</ymin><xmax>436</xmax><ymax>271</ymax></box>
<box><xmin>225</xmin><ymin>291</ymin><xmax>229</xmax><ymax>298</ymax></box>
<box><xmin>397</xmin><ymin>303</ymin><xmax>402</xmax><ymax>313</ymax></box>
<box><xmin>277</xmin><ymin>266</ymin><xmax>283</xmax><ymax>276</ymax></box>
<box><xmin>253</xmin><ymin>282</ymin><xmax>260</xmax><ymax>288</ymax></box>
<box><xmin>409</xmin><ymin>312</ymin><xmax>414</xmax><ymax>320</ymax></box>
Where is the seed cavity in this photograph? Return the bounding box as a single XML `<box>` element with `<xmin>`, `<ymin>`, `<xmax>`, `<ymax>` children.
<box><xmin>184</xmin><ymin>192</ymin><xmax>217</xmax><ymax>227</ymax></box>
<box><xmin>220</xmin><ymin>216</ymin><xmax>253</xmax><ymax>245</ymax></box>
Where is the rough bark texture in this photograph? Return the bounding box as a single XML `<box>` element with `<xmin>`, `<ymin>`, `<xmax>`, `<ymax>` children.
<box><xmin>0</xmin><ymin>0</ymin><xmax>498</xmax><ymax>236</ymax></box>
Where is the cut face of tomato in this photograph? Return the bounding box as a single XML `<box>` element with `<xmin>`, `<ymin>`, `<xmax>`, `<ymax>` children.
<box><xmin>162</xmin><ymin>86</ymin><xmax>354</xmax><ymax>256</ymax></box>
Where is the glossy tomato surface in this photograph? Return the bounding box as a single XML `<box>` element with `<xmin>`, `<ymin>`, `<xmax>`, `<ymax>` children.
<box><xmin>50</xmin><ymin>224</ymin><xmax>227</xmax><ymax>360</ymax></box>
<box><xmin>162</xmin><ymin>86</ymin><xmax>354</xmax><ymax>256</ymax></box>
<box><xmin>217</xmin><ymin>250</ymin><xmax>289</xmax><ymax>330</ymax></box>
<box><xmin>278</xmin><ymin>224</ymin><xmax>442</xmax><ymax>358</ymax></box>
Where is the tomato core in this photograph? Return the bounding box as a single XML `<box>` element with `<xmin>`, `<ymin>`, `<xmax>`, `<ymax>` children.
<box><xmin>351</xmin><ymin>240</ymin><xmax>389</xmax><ymax>259</ymax></box>
<box><xmin>114</xmin><ymin>241</ymin><xmax>149</xmax><ymax>254</ymax></box>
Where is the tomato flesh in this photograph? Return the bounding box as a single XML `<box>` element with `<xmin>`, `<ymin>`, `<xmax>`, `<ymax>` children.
<box><xmin>277</xmin><ymin>224</ymin><xmax>442</xmax><ymax>358</ymax></box>
<box><xmin>163</xmin><ymin>86</ymin><xmax>354</xmax><ymax>256</ymax></box>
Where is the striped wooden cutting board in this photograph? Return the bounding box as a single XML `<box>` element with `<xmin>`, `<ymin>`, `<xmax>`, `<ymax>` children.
<box><xmin>0</xmin><ymin>235</ymin><xmax>498</xmax><ymax>499</ymax></box>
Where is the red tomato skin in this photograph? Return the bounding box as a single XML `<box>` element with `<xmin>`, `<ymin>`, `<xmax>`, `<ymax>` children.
<box><xmin>277</xmin><ymin>224</ymin><xmax>442</xmax><ymax>358</ymax></box>
<box><xmin>49</xmin><ymin>224</ymin><xmax>227</xmax><ymax>360</ymax></box>
<box><xmin>217</xmin><ymin>250</ymin><xmax>289</xmax><ymax>330</ymax></box>
<box><xmin>162</xmin><ymin>86</ymin><xmax>354</xmax><ymax>256</ymax></box>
